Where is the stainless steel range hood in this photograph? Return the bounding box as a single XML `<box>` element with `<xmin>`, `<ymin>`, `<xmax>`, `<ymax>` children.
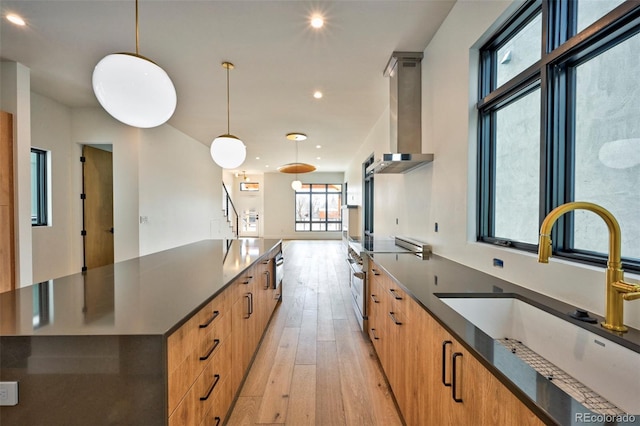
<box><xmin>366</xmin><ymin>52</ymin><xmax>434</xmax><ymax>175</ymax></box>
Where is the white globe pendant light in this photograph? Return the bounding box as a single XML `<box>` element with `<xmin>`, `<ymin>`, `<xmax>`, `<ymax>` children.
<box><xmin>211</xmin><ymin>62</ymin><xmax>246</xmax><ymax>169</ymax></box>
<box><xmin>92</xmin><ymin>0</ymin><xmax>176</xmax><ymax>128</ymax></box>
<box><xmin>291</xmin><ymin>179</ymin><xmax>303</xmax><ymax>191</ymax></box>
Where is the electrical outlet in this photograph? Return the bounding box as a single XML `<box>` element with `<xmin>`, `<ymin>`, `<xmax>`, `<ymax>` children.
<box><xmin>0</xmin><ymin>382</ymin><xmax>18</xmax><ymax>406</ymax></box>
<box><xmin>139</xmin><ymin>216</ymin><xmax>149</xmax><ymax>224</ymax></box>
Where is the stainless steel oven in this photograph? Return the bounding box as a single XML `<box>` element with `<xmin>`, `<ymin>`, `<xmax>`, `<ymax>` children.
<box><xmin>273</xmin><ymin>251</ymin><xmax>284</xmax><ymax>300</ymax></box>
<box><xmin>347</xmin><ymin>236</ymin><xmax>431</xmax><ymax>333</ymax></box>
<box><xmin>347</xmin><ymin>246</ymin><xmax>366</xmax><ymax>330</ymax></box>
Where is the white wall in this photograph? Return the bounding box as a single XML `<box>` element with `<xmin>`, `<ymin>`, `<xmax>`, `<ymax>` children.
<box><xmin>345</xmin><ymin>0</ymin><xmax>640</xmax><ymax>329</ymax></box>
<box><xmin>138</xmin><ymin>125</ymin><xmax>223</xmax><ymax>254</ymax></box>
<box><xmin>263</xmin><ymin>172</ymin><xmax>344</xmax><ymax>240</ymax></box>
<box><xmin>1</xmin><ymin>61</ymin><xmax>33</xmax><ymax>287</ymax></box>
<box><xmin>30</xmin><ymin>93</ymin><xmax>76</xmax><ymax>283</ymax></box>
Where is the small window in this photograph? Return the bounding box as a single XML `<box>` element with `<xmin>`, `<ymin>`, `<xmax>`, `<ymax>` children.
<box><xmin>295</xmin><ymin>184</ymin><xmax>342</xmax><ymax>232</ymax></box>
<box><xmin>240</xmin><ymin>182</ymin><xmax>259</xmax><ymax>192</ymax></box>
<box><xmin>496</xmin><ymin>13</ymin><xmax>542</xmax><ymax>88</ymax></box>
<box><xmin>31</xmin><ymin>148</ymin><xmax>48</xmax><ymax>226</ymax></box>
<box><xmin>576</xmin><ymin>0</ymin><xmax>625</xmax><ymax>33</ymax></box>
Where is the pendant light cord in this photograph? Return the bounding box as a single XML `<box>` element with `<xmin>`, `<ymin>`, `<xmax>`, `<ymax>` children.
<box><xmin>135</xmin><ymin>0</ymin><xmax>139</xmax><ymax>56</ymax></box>
<box><xmin>226</xmin><ymin>65</ymin><xmax>230</xmax><ymax>134</ymax></box>
<box><xmin>295</xmin><ymin>141</ymin><xmax>299</xmax><ymax>181</ymax></box>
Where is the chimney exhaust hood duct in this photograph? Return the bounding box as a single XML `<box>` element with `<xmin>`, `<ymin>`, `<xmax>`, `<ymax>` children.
<box><xmin>366</xmin><ymin>52</ymin><xmax>434</xmax><ymax>175</ymax></box>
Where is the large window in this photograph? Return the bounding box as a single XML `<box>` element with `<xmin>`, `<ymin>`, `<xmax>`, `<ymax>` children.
<box><xmin>478</xmin><ymin>0</ymin><xmax>640</xmax><ymax>271</ymax></box>
<box><xmin>295</xmin><ymin>184</ymin><xmax>342</xmax><ymax>232</ymax></box>
<box><xmin>31</xmin><ymin>148</ymin><xmax>48</xmax><ymax>226</ymax></box>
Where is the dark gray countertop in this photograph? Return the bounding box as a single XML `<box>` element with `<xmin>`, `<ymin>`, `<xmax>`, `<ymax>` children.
<box><xmin>370</xmin><ymin>252</ymin><xmax>640</xmax><ymax>425</ymax></box>
<box><xmin>0</xmin><ymin>239</ymin><xmax>281</xmax><ymax>337</ymax></box>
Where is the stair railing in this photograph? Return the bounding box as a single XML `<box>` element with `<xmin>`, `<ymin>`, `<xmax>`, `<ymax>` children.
<box><xmin>222</xmin><ymin>182</ymin><xmax>239</xmax><ymax>238</ymax></box>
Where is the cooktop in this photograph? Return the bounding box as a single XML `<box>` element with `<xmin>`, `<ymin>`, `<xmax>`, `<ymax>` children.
<box><xmin>348</xmin><ymin>236</ymin><xmax>431</xmax><ymax>257</ymax></box>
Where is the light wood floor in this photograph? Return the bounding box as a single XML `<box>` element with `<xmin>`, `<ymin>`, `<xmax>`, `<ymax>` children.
<box><xmin>226</xmin><ymin>240</ymin><xmax>404</xmax><ymax>426</ymax></box>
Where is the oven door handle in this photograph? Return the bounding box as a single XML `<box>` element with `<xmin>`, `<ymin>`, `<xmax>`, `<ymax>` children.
<box><xmin>353</xmin><ymin>271</ymin><xmax>365</xmax><ymax>280</ymax></box>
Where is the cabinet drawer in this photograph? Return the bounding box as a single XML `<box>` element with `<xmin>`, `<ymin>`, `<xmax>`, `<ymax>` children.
<box><xmin>199</xmin><ymin>374</ymin><xmax>233</xmax><ymax>426</ymax></box>
<box><xmin>168</xmin><ymin>291</ymin><xmax>229</xmax><ymax>367</ymax></box>
<box><xmin>168</xmin><ymin>293</ymin><xmax>231</xmax><ymax>415</ymax></box>
<box><xmin>169</xmin><ymin>337</ymin><xmax>233</xmax><ymax>426</ymax></box>
<box><xmin>230</xmin><ymin>268</ymin><xmax>257</xmax><ymax>301</ymax></box>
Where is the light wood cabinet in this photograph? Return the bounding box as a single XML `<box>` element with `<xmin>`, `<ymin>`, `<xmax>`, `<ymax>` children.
<box><xmin>168</xmin><ymin>289</ymin><xmax>232</xmax><ymax>426</ymax></box>
<box><xmin>368</xmin><ymin>260</ymin><xmax>543</xmax><ymax>426</ymax></box>
<box><xmin>367</xmin><ymin>268</ymin><xmax>387</xmax><ymax>368</ymax></box>
<box><xmin>169</xmin><ymin>242</ymin><xmax>282</xmax><ymax>426</ymax></box>
<box><xmin>231</xmin><ymin>264</ymin><xmax>260</xmax><ymax>392</ymax></box>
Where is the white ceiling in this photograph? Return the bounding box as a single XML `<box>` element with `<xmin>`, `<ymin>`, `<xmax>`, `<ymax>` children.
<box><xmin>0</xmin><ymin>0</ymin><xmax>455</xmax><ymax>174</ymax></box>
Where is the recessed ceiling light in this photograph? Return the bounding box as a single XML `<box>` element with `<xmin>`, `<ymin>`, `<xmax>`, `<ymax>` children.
<box><xmin>6</xmin><ymin>14</ymin><xmax>26</xmax><ymax>26</ymax></box>
<box><xmin>311</xmin><ymin>15</ymin><xmax>324</xmax><ymax>29</ymax></box>
<box><xmin>286</xmin><ymin>132</ymin><xmax>307</xmax><ymax>141</ymax></box>
<box><xmin>265</xmin><ymin>165</ymin><xmax>270</xmax><ymax>168</ymax></box>
<box><xmin>255</xmin><ymin>156</ymin><xmax>260</xmax><ymax>160</ymax></box>
<box><xmin>316</xmin><ymin>145</ymin><xmax>322</xmax><ymax>149</ymax></box>
<box><xmin>313</xmin><ymin>91</ymin><xmax>323</xmax><ymax>99</ymax></box>
<box><xmin>316</xmin><ymin>157</ymin><xmax>321</xmax><ymax>160</ymax></box>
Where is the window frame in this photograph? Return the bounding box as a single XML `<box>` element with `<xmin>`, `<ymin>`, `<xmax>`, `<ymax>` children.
<box><xmin>477</xmin><ymin>0</ymin><xmax>640</xmax><ymax>272</ymax></box>
<box><xmin>294</xmin><ymin>183</ymin><xmax>343</xmax><ymax>232</ymax></box>
<box><xmin>31</xmin><ymin>147</ymin><xmax>48</xmax><ymax>227</ymax></box>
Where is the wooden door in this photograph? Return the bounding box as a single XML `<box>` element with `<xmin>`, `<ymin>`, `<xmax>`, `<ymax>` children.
<box><xmin>0</xmin><ymin>111</ymin><xmax>15</xmax><ymax>293</ymax></box>
<box><xmin>82</xmin><ymin>145</ymin><xmax>114</xmax><ymax>269</ymax></box>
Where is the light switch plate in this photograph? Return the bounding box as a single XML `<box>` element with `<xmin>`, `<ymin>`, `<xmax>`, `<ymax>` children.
<box><xmin>0</xmin><ymin>381</ymin><xmax>18</xmax><ymax>406</ymax></box>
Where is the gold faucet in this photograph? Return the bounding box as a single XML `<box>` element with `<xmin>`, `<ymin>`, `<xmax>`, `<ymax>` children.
<box><xmin>538</xmin><ymin>201</ymin><xmax>640</xmax><ymax>332</ymax></box>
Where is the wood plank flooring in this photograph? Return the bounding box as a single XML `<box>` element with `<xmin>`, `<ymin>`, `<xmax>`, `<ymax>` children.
<box><xmin>226</xmin><ymin>240</ymin><xmax>403</xmax><ymax>426</ymax></box>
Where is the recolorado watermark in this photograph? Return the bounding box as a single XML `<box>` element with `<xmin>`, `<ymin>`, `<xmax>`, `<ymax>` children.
<box><xmin>575</xmin><ymin>413</ymin><xmax>636</xmax><ymax>423</ymax></box>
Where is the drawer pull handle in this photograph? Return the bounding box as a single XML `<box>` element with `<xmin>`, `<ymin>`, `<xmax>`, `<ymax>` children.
<box><xmin>370</xmin><ymin>294</ymin><xmax>379</xmax><ymax>304</ymax></box>
<box><xmin>442</xmin><ymin>340</ymin><xmax>452</xmax><ymax>386</ymax></box>
<box><xmin>372</xmin><ymin>268</ymin><xmax>380</xmax><ymax>276</ymax></box>
<box><xmin>452</xmin><ymin>352</ymin><xmax>463</xmax><ymax>403</ymax></box>
<box><xmin>214</xmin><ymin>417</ymin><xmax>221</xmax><ymax>426</ymax></box>
<box><xmin>264</xmin><ymin>270</ymin><xmax>271</xmax><ymax>289</ymax></box>
<box><xmin>370</xmin><ymin>328</ymin><xmax>379</xmax><ymax>340</ymax></box>
<box><xmin>389</xmin><ymin>289</ymin><xmax>403</xmax><ymax>300</ymax></box>
<box><xmin>242</xmin><ymin>276</ymin><xmax>253</xmax><ymax>285</ymax></box>
<box><xmin>388</xmin><ymin>311</ymin><xmax>402</xmax><ymax>325</ymax></box>
<box><xmin>200</xmin><ymin>339</ymin><xmax>221</xmax><ymax>361</ymax></box>
<box><xmin>200</xmin><ymin>374</ymin><xmax>220</xmax><ymax>401</ymax></box>
<box><xmin>199</xmin><ymin>310</ymin><xmax>220</xmax><ymax>329</ymax></box>
<box><xmin>244</xmin><ymin>293</ymin><xmax>253</xmax><ymax>319</ymax></box>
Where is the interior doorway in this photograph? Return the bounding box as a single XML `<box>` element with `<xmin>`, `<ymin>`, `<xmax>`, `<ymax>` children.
<box><xmin>81</xmin><ymin>145</ymin><xmax>114</xmax><ymax>270</ymax></box>
<box><xmin>241</xmin><ymin>209</ymin><xmax>259</xmax><ymax>237</ymax></box>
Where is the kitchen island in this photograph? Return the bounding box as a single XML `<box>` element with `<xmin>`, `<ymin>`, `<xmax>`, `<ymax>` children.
<box><xmin>0</xmin><ymin>238</ymin><xmax>282</xmax><ymax>425</ymax></box>
<box><xmin>368</xmin><ymin>252</ymin><xmax>640</xmax><ymax>426</ymax></box>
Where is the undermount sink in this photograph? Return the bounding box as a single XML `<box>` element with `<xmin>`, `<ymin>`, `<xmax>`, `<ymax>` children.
<box><xmin>438</xmin><ymin>296</ymin><xmax>640</xmax><ymax>415</ymax></box>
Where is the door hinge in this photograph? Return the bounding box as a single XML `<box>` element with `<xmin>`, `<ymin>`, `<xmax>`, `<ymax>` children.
<box><xmin>80</xmin><ymin>156</ymin><xmax>86</xmax><ymax>163</ymax></box>
<box><xmin>81</xmin><ymin>230</ymin><xmax>87</xmax><ymax>236</ymax></box>
<box><xmin>80</xmin><ymin>193</ymin><xmax>86</xmax><ymax>200</ymax></box>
